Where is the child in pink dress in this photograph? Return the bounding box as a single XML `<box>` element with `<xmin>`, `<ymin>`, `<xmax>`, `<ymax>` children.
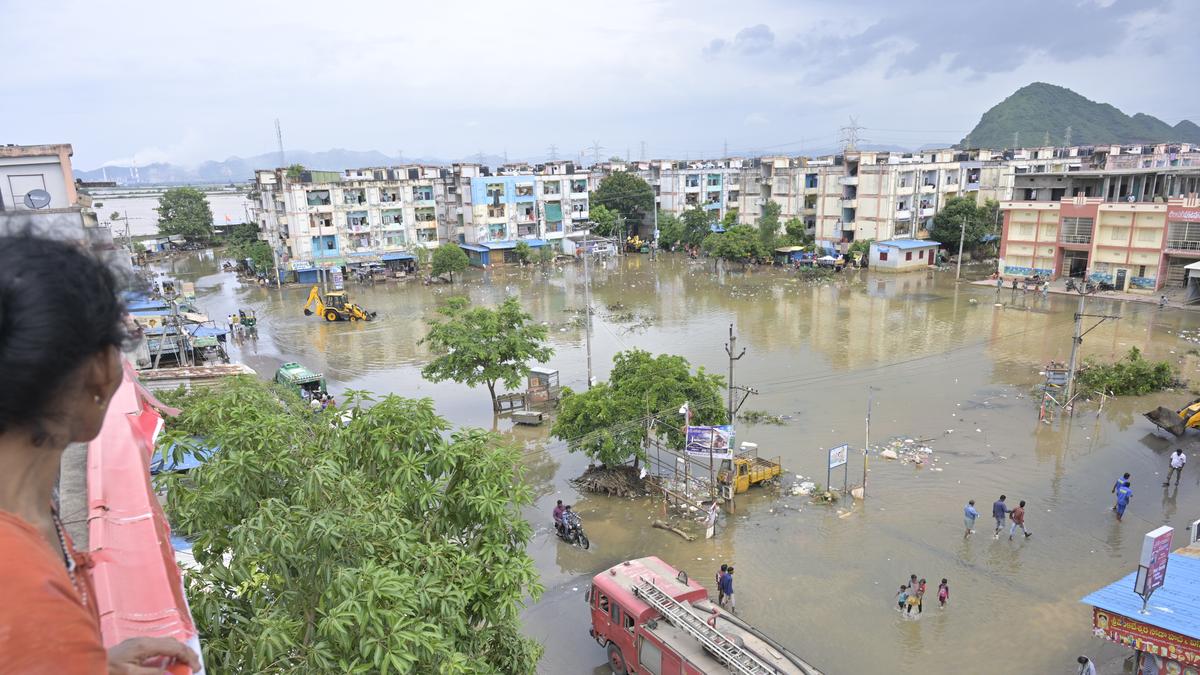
<box><xmin>938</xmin><ymin>579</ymin><xmax>949</xmax><ymax>609</ymax></box>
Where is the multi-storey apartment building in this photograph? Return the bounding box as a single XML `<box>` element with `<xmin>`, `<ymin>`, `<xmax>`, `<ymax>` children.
<box><xmin>998</xmin><ymin>166</ymin><xmax>1200</xmax><ymax>291</ymax></box>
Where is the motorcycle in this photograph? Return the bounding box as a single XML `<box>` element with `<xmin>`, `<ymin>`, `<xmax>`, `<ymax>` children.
<box><xmin>557</xmin><ymin>513</ymin><xmax>590</xmax><ymax>549</ymax></box>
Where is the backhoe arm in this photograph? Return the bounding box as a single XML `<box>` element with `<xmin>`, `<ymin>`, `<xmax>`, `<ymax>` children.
<box><xmin>302</xmin><ymin>286</ymin><xmax>324</xmax><ymax>316</ymax></box>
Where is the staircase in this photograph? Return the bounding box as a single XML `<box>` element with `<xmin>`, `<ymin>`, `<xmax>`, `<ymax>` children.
<box><xmin>634</xmin><ymin>577</ymin><xmax>780</xmax><ymax>675</ymax></box>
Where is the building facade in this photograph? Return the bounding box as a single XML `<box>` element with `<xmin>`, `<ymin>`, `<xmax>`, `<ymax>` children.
<box><xmin>998</xmin><ymin>166</ymin><xmax>1200</xmax><ymax>291</ymax></box>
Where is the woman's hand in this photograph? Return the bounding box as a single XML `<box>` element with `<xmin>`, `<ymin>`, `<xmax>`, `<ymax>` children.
<box><xmin>107</xmin><ymin>637</ymin><xmax>200</xmax><ymax>675</ymax></box>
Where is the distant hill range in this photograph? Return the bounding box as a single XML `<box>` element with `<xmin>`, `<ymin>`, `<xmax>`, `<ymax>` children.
<box><xmin>75</xmin><ymin>149</ymin><xmax>501</xmax><ymax>185</ymax></box>
<box><xmin>963</xmin><ymin>82</ymin><xmax>1200</xmax><ymax>149</ymax></box>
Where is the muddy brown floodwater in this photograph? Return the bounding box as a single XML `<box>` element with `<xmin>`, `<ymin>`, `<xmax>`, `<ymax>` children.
<box><xmin>163</xmin><ymin>251</ymin><xmax>1200</xmax><ymax>674</ymax></box>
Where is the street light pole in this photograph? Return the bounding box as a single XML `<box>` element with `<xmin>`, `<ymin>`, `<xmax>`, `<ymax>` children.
<box><xmin>956</xmin><ymin>214</ymin><xmax>966</xmax><ymax>280</ymax></box>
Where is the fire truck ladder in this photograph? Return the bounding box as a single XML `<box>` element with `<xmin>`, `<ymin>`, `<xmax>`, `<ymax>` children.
<box><xmin>634</xmin><ymin>577</ymin><xmax>779</xmax><ymax>675</ymax></box>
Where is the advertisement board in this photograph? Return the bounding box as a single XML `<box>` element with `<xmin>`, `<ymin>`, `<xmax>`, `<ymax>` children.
<box><xmin>684</xmin><ymin>425</ymin><xmax>734</xmax><ymax>460</ymax></box>
<box><xmin>1135</xmin><ymin>526</ymin><xmax>1174</xmax><ymax>598</ymax></box>
<box><xmin>1167</xmin><ymin>207</ymin><xmax>1200</xmax><ymax>223</ymax></box>
<box><xmin>1093</xmin><ymin>608</ymin><xmax>1200</xmax><ymax>665</ymax></box>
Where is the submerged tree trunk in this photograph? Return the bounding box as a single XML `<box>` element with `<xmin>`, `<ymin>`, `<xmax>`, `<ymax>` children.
<box><xmin>486</xmin><ymin>380</ymin><xmax>497</xmax><ymax>411</ymax></box>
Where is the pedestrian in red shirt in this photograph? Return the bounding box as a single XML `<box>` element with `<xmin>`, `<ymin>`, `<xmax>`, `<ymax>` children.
<box><xmin>1009</xmin><ymin>499</ymin><xmax>1032</xmax><ymax>540</ymax></box>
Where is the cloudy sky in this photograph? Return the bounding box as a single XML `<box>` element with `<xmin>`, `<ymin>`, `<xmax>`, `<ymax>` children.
<box><xmin>3</xmin><ymin>0</ymin><xmax>1197</xmax><ymax>169</ymax></box>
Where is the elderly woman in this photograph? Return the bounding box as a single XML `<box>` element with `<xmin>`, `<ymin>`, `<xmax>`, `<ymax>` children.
<box><xmin>0</xmin><ymin>235</ymin><xmax>198</xmax><ymax>674</ymax></box>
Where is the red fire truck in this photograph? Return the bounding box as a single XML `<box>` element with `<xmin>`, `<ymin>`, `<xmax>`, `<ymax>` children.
<box><xmin>587</xmin><ymin>557</ymin><xmax>822</xmax><ymax>675</ymax></box>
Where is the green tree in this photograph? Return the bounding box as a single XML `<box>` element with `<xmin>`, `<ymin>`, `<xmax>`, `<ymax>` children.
<box><xmin>931</xmin><ymin>196</ymin><xmax>992</xmax><ymax>253</ymax></box>
<box><xmin>285</xmin><ymin>163</ymin><xmax>306</xmax><ymax>180</ymax></box>
<box><xmin>656</xmin><ymin>212</ymin><xmax>684</xmax><ymax>250</ymax></box>
<box><xmin>513</xmin><ymin>240</ymin><xmax>532</xmax><ymax>265</ymax></box>
<box><xmin>591</xmin><ymin>172</ymin><xmax>654</xmax><ymax>227</ymax></box>
<box><xmin>681</xmin><ymin>207</ymin><xmax>714</xmax><ymax>247</ymax></box>
<box><xmin>431</xmin><ymin>243</ymin><xmax>469</xmax><ymax>282</ymax></box>
<box><xmin>159</xmin><ymin>377</ymin><xmax>543</xmax><ymax>673</ymax></box>
<box><xmin>156</xmin><ymin>187</ymin><xmax>214</xmax><ymax>241</ymax></box>
<box><xmin>109</xmin><ymin>210</ymin><xmax>122</xmax><ymax>223</ymax></box>
<box><xmin>552</xmin><ymin>350</ymin><xmax>726</xmax><ymax>467</ymax></box>
<box><xmin>588</xmin><ymin>204</ymin><xmax>620</xmax><ymax>238</ymax></box>
<box><xmin>421</xmin><ymin>296</ymin><xmax>553</xmax><ymax>409</ymax></box>
<box><xmin>536</xmin><ymin>245</ymin><xmax>555</xmax><ymax>265</ymax></box>
<box><xmin>702</xmin><ymin>224</ymin><xmax>765</xmax><ymax>264</ymax></box>
<box><xmin>1076</xmin><ymin>347</ymin><xmax>1176</xmax><ymax>396</ymax></box>
<box><xmin>414</xmin><ymin>244</ymin><xmax>431</xmax><ymax>270</ymax></box>
<box><xmin>782</xmin><ymin>217</ymin><xmax>813</xmax><ymax>247</ymax></box>
<box><xmin>758</xmin><ymin>201</ymin><xmax>781</xmax><ymax>250</ymax></box>
<box><xmin>721</xmin><ymin>209</ymin><xmax>739</xmax><ymax>228</ymax></box>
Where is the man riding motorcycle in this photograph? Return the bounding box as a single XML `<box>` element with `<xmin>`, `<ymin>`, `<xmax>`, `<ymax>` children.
<box><xmin>552</xmin><ymin>500</ymin><xmax>565</xmax><ymax>535</ymax></box>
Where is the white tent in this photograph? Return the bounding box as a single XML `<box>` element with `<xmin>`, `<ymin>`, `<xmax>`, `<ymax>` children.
<box><xmin>1184</xmin><ymin>260</ymin><xmax>1200</xmax><ymax>304</ymax></box>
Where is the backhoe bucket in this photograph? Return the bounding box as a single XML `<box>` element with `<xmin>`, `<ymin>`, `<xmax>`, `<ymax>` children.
<box><xmin>1145</xmin><ymin>406</ymin><xmax>1186</xmax><ymax>436</ymax></box>
<box><xmin>304</xmin><ymin>308</ymin><xmax>313</xmax><ymax>316</ymax></box>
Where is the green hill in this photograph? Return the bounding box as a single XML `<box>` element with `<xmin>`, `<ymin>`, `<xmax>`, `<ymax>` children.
<box><xmin>962</xmin><ymin>82</ymin><xmax>1200</xmax><ymax>149</ymax></box>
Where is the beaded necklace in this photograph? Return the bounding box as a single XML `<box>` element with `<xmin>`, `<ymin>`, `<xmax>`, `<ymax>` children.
<box><xmin>51</xmin><ymin>510</ymin><xmax>88</xmax><ymax>609</ymax></box>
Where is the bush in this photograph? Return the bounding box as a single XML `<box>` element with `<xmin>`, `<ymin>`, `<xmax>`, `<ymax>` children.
<box><xmin>1076</xmin><ymin>347</ymin><xmax>1177</xmax><ymax>396</ymax></box>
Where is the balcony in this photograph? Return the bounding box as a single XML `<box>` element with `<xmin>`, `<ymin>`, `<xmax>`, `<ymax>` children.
<box><xmin>919</xmin><ymin>207</ymin><xmax>935</xmax><ymax>217</ymax></box>
<box><xmin>895</xmin><ymin>209</ymin><xmax>912</xmax><ymax>220</ymax></box>
<box><xmin>1060</xmin><ymin>234</ymin><xmax>1092</xmax><ymax>245</ymax></box>
<box><xmin>838</xmin><ymin>176</ymin><xmax>858</xmax><ymax>186</ymax></box>
<box><xmin>1166</xmin><ymin>239</ymin><xmax>1200</xmax><ymax>251</ymax></box>
<box><xmin>920</xmin><ymin>183</ymin><xmax>936</xmax><ymax>193</ymax></box>
<box><xmin>840</xmin><ymin>198</ymin><xmax>857</xmax><ymax>209</ymax></box>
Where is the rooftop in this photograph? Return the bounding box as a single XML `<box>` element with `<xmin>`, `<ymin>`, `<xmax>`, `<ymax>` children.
<box><xmin>0</xmin><ymin>143</ymin><xmax>73</xmax><ymax>158</ymax></box>
<box><xmin>1081</xmin><ymin>552</ymin><xmax>1200</xmax><ymax>639</ymax></box>
<box><xmin>876</xmin><ymin>239</ymin><xmax>941</xmax><ymax>250</ymax></box>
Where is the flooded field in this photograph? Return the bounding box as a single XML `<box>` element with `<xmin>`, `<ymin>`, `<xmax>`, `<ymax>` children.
<box><xmin>163</xmin><ymin>251</ymin><xmax>1200</xmax><ymax>674</ymax></box>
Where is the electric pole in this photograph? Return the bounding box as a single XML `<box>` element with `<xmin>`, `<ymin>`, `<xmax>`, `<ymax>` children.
<box><xmin>1064</xmin><ymin>287</ymin><xmax>1121</xmax><ymax>407</ymax></box>
<box><xmin>583</xmin><ymin>231</ymin><xmax>593</xmax><ymax>389</ymax></box>
<box><xmin>956</xmin><ymin>214</ymin><xmax>966</xmax><ymax>280</ymax></box>
<box><xmin>725</xmin><ymin>324</ymin><xmax>746</xmax><ymax>423</ymax></box>
<box><xmin>274</xmin><ymin>118</ymin><xmax>285</xmax><ymax>167</ymax></box>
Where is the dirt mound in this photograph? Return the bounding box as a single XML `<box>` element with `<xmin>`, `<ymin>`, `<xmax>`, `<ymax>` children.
<box><xmin>572</xmin><ymin>465</ymin><xmax>651</xmax><ymax>498</ymax></box>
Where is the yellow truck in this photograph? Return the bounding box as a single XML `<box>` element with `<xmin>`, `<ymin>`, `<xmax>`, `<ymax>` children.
<box><xmin>717</xmin><ymin>442</ymin><xmax>782</xmax><ymax>494</ymax></box>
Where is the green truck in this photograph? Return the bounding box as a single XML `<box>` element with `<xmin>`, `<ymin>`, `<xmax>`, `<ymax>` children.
<box><xmin>273</xmin><ymin>362</ymin><xmax>327</xmax><ymax>399</ymax></box>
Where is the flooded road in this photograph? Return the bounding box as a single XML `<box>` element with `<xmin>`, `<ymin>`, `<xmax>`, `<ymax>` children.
<box><xmin>163</xmin><ymin>251</ymin><xmax>1200</xmax><ymax>674</ymax></box>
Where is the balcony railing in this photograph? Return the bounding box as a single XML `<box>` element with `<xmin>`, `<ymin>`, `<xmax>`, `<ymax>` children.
<box><xmin>838</xmin><ymin>176</ymin><xmax>858</xmax><ymax>186</ymax></box>
<box><xmin>895</xmin><ymin>209</ymin><xmax>912</xmax><ymax>220</ymax></box>
<box><xmin>1060</xmin><ymin>234</ymin><xmax>1092</xmax><ymax>244</ymax></box>
<box><xmin>1166</xmin><ymin>239</ymin><xmax>1200</xmax><ymax>250</ymax></box>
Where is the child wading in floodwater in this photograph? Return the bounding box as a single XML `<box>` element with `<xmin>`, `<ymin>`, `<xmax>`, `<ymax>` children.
<box><xmin>896</xmin><ymin>585</ymin><xmax>908</xmax><ymax>611</ymax></box>
<box><xmin>938</xmin><ymin>579</ymin><xmax>949</xmax><ymax>609</ymax></box>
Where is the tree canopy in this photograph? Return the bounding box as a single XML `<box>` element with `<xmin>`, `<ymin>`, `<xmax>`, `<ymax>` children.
<box><xmin>587</xmin><ymin>204</ymin><xmax>620</xmax><ymax>238</ymax></box>
<box><xmin>512</xmin><ymin>240</ymin><xmax>532</xmax><ymax>265</ymax></box>
<box><xmin>702</xmin><ymin>224</ymin><xmax>766</xmax><ymax>263</ymax></box>
<box><xmin>159</xmin><ymin>377</ymin><xmax>543</xmax><ymax>673</ymax></box>
<box><xmin>227</xmin><ymin>222</ymin><xmax>274</xmax><ymax>274</ymax></box>
<box><xmin>656</xmin><ymin>212</ymin><xmax>684</xmax><ymax>250</ymax></box>
<box><xmin>681</xmin><ymin>207</ymin><xmax>714</xmax><ymax>248</ymax></box>
<box><xmin>757</xmin><ymin>201</ymin><xmax>781</xmax><ymax>250</ymax></box>
<box><xmin>591</xmin><ymin>172</ymin><xmax>654</xmax><ymax>227</ymax></box>
<box><xmin>782</xmin><ymin>217</ymin><xmax>812</xmax><ymax>247</ymax></box>
<box><xmin>930</xmin><ymin>197</ymin><xmax>998</xmax><ymax>253</ymax></box>
<box><xmin>552</xmin><ymin>350</ymin><xmax>726</xmax><ymax>467</ymax></box>
<box><xmin>156</xmin><ymin>187</ymin><xmax>213</xmax><ymax>240</ymax></box>
<box><xmin>420</xmin><ymin>296</ymin><xmax>553</xmax><ymax>408</ymax></box>
<box><xmin>431</xmin><ymin>243</ymin><xmax>469</xmax><ymax>281</ymax></box>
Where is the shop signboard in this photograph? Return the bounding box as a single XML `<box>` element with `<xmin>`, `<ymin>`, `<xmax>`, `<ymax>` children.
<box><xmin>684</xmin><ymin>425</ymin><xmax>734</xmax><ymax>460</ymax></box>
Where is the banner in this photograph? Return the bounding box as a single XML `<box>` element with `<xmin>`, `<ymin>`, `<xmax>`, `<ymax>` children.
<box><xmin>685</xmin><ymin>425</ymin><xmax>734</xmax><ymax>460</ymax></box>
<box><xmin>1093</xmin><ymin>608</ymin><xmax>1200</xmax><ymax>665</ymax></box>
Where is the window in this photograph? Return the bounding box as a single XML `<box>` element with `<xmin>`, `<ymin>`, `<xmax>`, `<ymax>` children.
<box><xmin>571</xmin><ymin>179</ymin><xmax>588</xmax><ymax>193</ymax></box>
<box><xmin>543</xmin><ymin>181</ymin><xmax>560</xmax><ymax>195</ymax></box>
<box><xmin>487</xmin><ymin>204</ymin><xmax>505</xmax><ymax>218</ymax></box>
<box><xmin>516</xmin><ymin>184</ymin><xmax>534</xmax><ymax>197</ymax></box>
<box><xmin>610</xmin><ymin>602</ymin><xmax>620</xmax><ymax>624</ymax></box>
<box><xmin>486</xmin><ymin>183</ymin><xmax>504</xmax><ymax>199</ymax></box>
<box><xmin>326</xmin><ymin>238</ymin><xmax>336</xmax><ymax>250</ymax></box>
<box><xmin>413</xmin><ymin>186</ymin><xmax>433</xmax><ymax>201</ymax></box>
<box><xmin>623</xmin><ymin>611</ymin><xmax>635</xmax><ymax>634</ymax></box>
<box><xmin>905</xmin><ymin>251</ymin><xmax>913</xmax><ymax>261</ymax></box>
<box><xmin>919</xmin><ymin>250</ymin><xmax>925</xmax><ymax>259</ymax></box>
<box><xmin>1139</xmin><ymin>265</ymin><xmax>1146</xmax><ymax>277</ymax></box>
<box><xmin>879</xmin><ymin>251</ymin><xmax>888</xmax><ymax>261</ymax></box>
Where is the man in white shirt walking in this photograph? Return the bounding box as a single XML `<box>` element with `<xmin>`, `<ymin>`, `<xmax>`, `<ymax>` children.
<box><xmin>1164</xmin><ymin>449</ymin><xmax>1186</xmax><ymax>487</ymax></box>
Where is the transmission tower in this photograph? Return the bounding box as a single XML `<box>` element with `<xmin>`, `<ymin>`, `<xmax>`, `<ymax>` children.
<box><xmin>547</xmin><ymin>144</ymin><xmax>558</xmax><ymax>160</ymax></box>
<box><xmin>589</xmin><ymin>140</ymin><xmax>605</xmax><ymax>165</ymax></box>
<box><xmin>839</xmin><ymin>116</ymin><xmax>864</xmax><ymax>152</ymax></box>
<box><xmin>274</xmin><ymin>118</ymin><xmax>285</xmax><ymax>166</ymax></box>
<box><xmin>1064</xmin><ymin>125</ymin><xmax>1073</xmax><ymax>147</ymax></box>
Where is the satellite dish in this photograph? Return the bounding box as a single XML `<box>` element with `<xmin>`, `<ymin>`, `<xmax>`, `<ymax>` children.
<box><xmin>24</xmin><ymin>189</ymin><xmax>52</xmax><ymax>209</ymax></box>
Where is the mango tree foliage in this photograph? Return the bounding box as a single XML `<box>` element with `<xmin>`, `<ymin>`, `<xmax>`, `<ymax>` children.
<box><xmin>552</xmin><ymin>349</ymin><xmax>726</xmax><ymax>467</ymax></box>
<box><xmin>420</xmin><ymin>296</ymin><xmax>553</xmax><ymax>409</ymax></box>
<box><xmin>159</xmin><ymin>377</ymin><xmax>544</xmax><ymax>673</ymax></box>
<box><xmin>431</xmin><ymin>243</ymin><xmax>469</xmax><ymax>282</ymax></box>
<box><xmin>156</xmin><ymin>187</ymin><xmax>214</xmax><ymax>240</ymax></box>
<box><xmin>702</xmin><ymin>224</ymin><xmax>766</xmax><ymax>263</ymax></box>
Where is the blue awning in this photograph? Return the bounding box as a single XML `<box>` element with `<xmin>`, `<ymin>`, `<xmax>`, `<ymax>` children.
<box><xmin>481</xmin><ymin>239</ymin><xmax>549</xmax><ymax>250</ymax></box>
<box><xmin>381</xmin><ymin>251</ymin><xmax>415</xmax><ymax>261</ymax></box>
<box><xmin>189</xmin><ymin>325</ymin><xmax>228</xmax><ymax>338</ymax></box>
<box><xmin>459</xmin><ymin>243</ymin><xmax>488</xmax><ymax>252</ymax></box>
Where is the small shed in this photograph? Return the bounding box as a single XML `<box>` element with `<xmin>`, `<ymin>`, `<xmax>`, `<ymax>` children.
<box><xmin>527</xmin><ymin>366</ymin><xmax>561</xmax><ymax>405</ymax></box>
<box><xmin>869</xmin><ymin>239</ymin><xmax>941</xmax><ymax>273</ymax></box>
<box><xmin>773</xmin><ymin>246</ymin><xmax>807</xmax><ymax>265</ymax></box>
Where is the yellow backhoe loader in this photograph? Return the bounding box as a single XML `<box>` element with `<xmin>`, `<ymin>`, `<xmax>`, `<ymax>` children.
<box><xmin>1145</xmin><ymin>397</ymin><xmax>1200</xmax><ymax>436</ymax></box>
<box><xmin>303</xmin><ymin>286</ymin><xmax>376</xmax><ymax>322</ymax></box>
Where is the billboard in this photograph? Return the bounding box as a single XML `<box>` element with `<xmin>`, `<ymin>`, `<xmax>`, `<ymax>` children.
<box><xmin>685</xmin><ymin>425</ymin><xmax>734</xmax><ymax>460</ymax></box>
<box><xmin>1135</xmin><ymin>526</ymin><xmax>1174</xmax><ymax>598</ymax></box>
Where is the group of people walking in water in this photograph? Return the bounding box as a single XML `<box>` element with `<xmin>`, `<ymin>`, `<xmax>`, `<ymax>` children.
<box><xmin>895</xmin><ymin>575</ymin><xmax>949</xmax><ymax>617</ymax></box>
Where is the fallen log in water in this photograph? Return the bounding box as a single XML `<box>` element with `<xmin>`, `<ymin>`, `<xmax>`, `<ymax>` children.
<box><xmin>653</xmin><ymin>520</ymin><xmax>695</xmax><ymax>541</ymax></box>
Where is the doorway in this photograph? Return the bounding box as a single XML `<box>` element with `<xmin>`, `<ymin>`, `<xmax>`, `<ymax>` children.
<box><xmin>1066</xmin><ymin>252</ymin><xmax>1089</xmax><ymax>278</ymax></box>
<box><xmin>1115</xmin><ymin>268</ymin><xmax>1128</xmax><ymax>290</ymax></box>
